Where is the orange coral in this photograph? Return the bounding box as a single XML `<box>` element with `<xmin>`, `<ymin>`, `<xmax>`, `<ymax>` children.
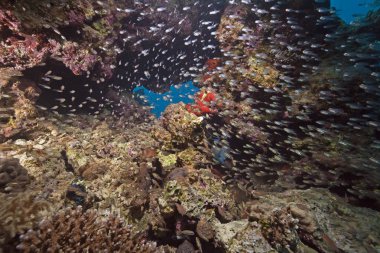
<box><xmin>206</xmin><ymin>58</ymin><xmax>221</xmax><ymax>71</ymax></box>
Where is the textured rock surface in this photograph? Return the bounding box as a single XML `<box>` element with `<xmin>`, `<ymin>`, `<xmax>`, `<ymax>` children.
<box><xmin>215</xmin><ymin>220</ymin><xmax>275</xmax><ymax>253</ymax></box>
<box><xmin>246</xmin><ymin>189</ymin><xmax>380</xmax><ymax>253</ymax></box>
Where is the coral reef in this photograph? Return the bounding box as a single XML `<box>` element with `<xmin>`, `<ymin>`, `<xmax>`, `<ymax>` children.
<box><xmin>0</xmin><ymin>0</ymin><xmax>123</xmax><ymax>78</ymax></box>
<box><xmin>158</xmin><ymin>168</ymin><xmax>237</xmax><ymax>219</ymax></box>
<box><xmin>0</xmin><ymin>98</ymin><xmax>378</xmax><ymax>252</ymax></box>
<box><xmin>214</xmin><ymin>220</ymin><xmax>275</xmax><ymax>253</ymax></box>
<box><xmin>197</xmin><ymin>0</ymin><xmax>380</xmax><ymax>212</ymax></box>
<box><xmin>0</xmin><ymin>1</ymin><xmax>380</xmax><ymax>253</ymax></box>
<box><xmin>1</xmin><ymin>0</ymin><xmax>225</xmax><ymax>95</ymax></box>
<box><xmin>245</xmin><ymin>56</ymin><xmax>280</xmax><ymax>88</ymax></box>
<box><xmin>211</xmin><ymin>188</ymin><xmax>380</xmax><ymax>253</ymax></box>
<box><xmin>216</xmin><ymin>4</ymin><xmax>252</xmax><ymax>52</ymax></box>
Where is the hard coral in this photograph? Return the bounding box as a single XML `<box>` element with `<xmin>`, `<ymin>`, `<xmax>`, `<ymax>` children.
<box><xmin>246</xmin><ymin>189</ymin><xmax>380</xmax><ymax>252</ymax></box>
<box><xmin>56</xmin><ymin>41</ymin><xmax>98</xmax><ymax>76</ymax></box>
<box><xmin>158</xmin><ymin>169</ymin><xmax>237</xmax><ymax>220</ymax></box>
<box><xmin>162</xmin><ymin>102</ymin><xmax>204</xmax><ymax>145</ymax></box>
<box><xmin>245</xmin><ymin>56</ymin><xmax>280</xmax><ymax>88</ymax></box>
<box><xmin>0</xmin><ymin>158</ymin><xmax>31</xmax><ymax>193</ymax></box>
<box><xmin>0</xmin><ymin>0</ymin><xmax>122</xmax><ymax>78</ymax></box>
<box><xmin>260</xmin><ymin>207</ymin><xmax>299</xmax><ymax>252</ymax></box>
<box><xmin>0</xmin><ymin>34</ymin><xmax>48</xmax><ymax>70</ymax></box>
<box><xmin>214</xmin><ymin>220</ymin><xmax>275</xmax><ymax>253</ymax></box>
<box><xmin>0</xmin><ymin>69</ymin><xmax>40</xmax><ymax>135</ymax></box>
<box><xmin>16</xmin><ymin>206</ymin><xmax>158</xmax><ymax>253</ymax></box>
<box><xmin>0</xmin><ymin>193</ymin><xmax>50</xmax><ymax>248</ymax></box>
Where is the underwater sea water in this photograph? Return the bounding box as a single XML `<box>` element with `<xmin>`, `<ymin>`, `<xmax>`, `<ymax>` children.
<box><xmin>133</xmin><ymin>81</ymin><xmax>199</xmax><ymax>117</ymax></box>
<box><xmin>331</xmin><ymin>0</ymin><xmax>374</xmax><ymax>23</ymax></box>
<box><xmin>1</xmin><ymin>0</ymin><xmax>380</xmax><ymax>252</ymax></box>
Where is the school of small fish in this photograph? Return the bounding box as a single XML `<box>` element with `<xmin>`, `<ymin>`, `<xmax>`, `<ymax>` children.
<box><xmin>21</xmin><ymin>0</ymin><xmax>380</xmax><ymax>201</ymax></box>
<box><xmin>199</xmin><ymin>0</ymin><xmax>380</xmax><ymax>199</ymax></box>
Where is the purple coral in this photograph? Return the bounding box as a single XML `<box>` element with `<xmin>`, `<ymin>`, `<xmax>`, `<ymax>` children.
<box><xmin>67</xmin><ymin>10</ymin><xmax>85</xmax><ymax>26</ymax></box>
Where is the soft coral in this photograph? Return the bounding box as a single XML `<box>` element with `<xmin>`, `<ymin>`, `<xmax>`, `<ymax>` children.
<box><xmin>186</xmin><ymin>90</ymin><xmax>218</xmax><ymax>116</ymax></box>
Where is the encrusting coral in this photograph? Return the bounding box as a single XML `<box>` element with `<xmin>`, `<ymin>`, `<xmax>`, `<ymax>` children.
<box><xmin>245</xmin><ymin>188</ymin><xmax>380</xmax><ymax>253</ymax></box>
<box><xmin>0</xmin><ymin>67</ymin><xmax>41</xmax><ymax>142</ymax></box>
<box><xmin>161</xmin><ymin>102</ymin><xmax>204</xmax><ymax>146</ymax></box>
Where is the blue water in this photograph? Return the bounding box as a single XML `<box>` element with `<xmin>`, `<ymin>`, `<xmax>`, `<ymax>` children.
<box><xmin>331</xmin><ymin>0</ymin><xmax>376</xmax><ymax>23</ymax></box>
<box><xmin>133</xmin><ymin>81</ymin><xmax>200</xmax><ymax>117</ymax></box>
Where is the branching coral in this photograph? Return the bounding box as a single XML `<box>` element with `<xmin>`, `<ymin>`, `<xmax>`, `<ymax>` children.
<box><xmin>16</xmin><ymin>206</ymin><xmax>159</xmax><ymax>253</ymax></box>
<box><xmin>0</xmin><ymin>193</ymin><xmax>50</xmax><ymax>248</ymax></box>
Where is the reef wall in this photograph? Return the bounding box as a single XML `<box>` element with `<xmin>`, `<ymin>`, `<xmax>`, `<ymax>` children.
<box><xmin>198</xmin><ymin>1</ymin><xmax>380</xmax><ymax>210</ymax></box>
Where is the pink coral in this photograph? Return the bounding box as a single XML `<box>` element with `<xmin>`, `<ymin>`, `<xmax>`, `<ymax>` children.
<box><xmin>0</xmin><ymin>34</ymin><xmax>49</xmax><ymax>69</ymax></box>
<box><xmin>0</xmin><ymin>9</ymin><xmax>21</xmax><ymax>32</ymax></box>
<box><xmin>68</xmin><ymin>10</ymin><xmax>85</xmax><ymax>26</ymax></box>
<box><xmin>48</xmin><ymin>41</ymin><xmax>98</xmax><ymax>75</ymax></box>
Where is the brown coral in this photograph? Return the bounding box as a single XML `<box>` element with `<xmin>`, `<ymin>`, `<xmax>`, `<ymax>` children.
<box><xmin>0</xmin><ymin>158</ymin><xmax>31</xmax><ymax>193</ymax></box>
<box><xmin>0</xmin><ymin>193</ymin><xmax>50</xmax><ymax>248</ymax></box>
<box><xmin>16</xmin><ymin>206</ymin><xmax>159</xmax><ymax>253</ymax></box>
<box><xmin>260</xmin><ymin>207</ymin><xmax>299</xmax><ymax>252</ymax></box>
<box><xmin>196</xmin><ymin>218</ymin><xmax>215</xmax><ymax>242</ymax></box>
<box><xmin>0</xmin><ymin>68</ymin><xmax>41</xmax><ymax>141</ymax></box>
<box><xmin>161</xmin><ymin>102</ymin><xmax>203</xmax><ymax>146</ymax></box>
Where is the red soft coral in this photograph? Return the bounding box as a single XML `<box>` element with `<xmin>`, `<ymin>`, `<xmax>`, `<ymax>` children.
<box><xmin>186</xmin><ymin>90</ymin><xmax>218</xmax><ymax>116</ymax></box>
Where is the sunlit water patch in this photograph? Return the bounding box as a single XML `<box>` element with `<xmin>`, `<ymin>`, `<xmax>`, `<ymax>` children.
<box><xmin>331</xmin><ymin>0</ymin><xmax>378</xmax><ymax>23</ymax></box>
<box><xmin>133</xmin><ymin>81</ymin><xmax>200</xmax><ymax>117</ymax></box>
